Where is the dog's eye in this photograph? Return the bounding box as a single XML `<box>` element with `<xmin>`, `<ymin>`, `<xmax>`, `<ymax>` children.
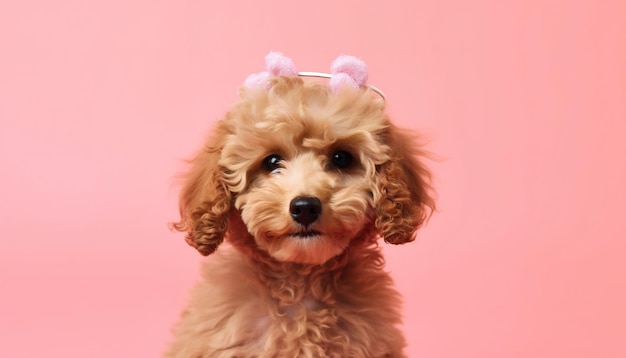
<box><xmin>331</xmin><ymin>150</ymin><xmax>353</xmax><ymax>169</ymax></box>
<box><xmin>262</xmin><ymin>154</ymin><xmax>283</xmax><ymax>173</ymax></box>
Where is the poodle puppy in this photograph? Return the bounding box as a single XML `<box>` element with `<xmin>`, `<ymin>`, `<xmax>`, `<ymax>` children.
<box><xmin>166</xmin><ymin>53</ymin><xmax>435</xmax><ymax>358</ymax></box>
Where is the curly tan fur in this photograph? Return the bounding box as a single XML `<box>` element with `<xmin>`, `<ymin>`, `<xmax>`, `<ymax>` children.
<box><xmin>172</xmin><ymin>127</ymin><xmax>232</xmax><ymax>255</ymax></box>
<box><xmin>375</xmin><ymin>125</ymin><xmax>435</xmax><ymax>245</ymax></box>
<box><xmin>166</xmin><ymin>77</ymin><xmax>435</xmax><ymax>357</ymax></box>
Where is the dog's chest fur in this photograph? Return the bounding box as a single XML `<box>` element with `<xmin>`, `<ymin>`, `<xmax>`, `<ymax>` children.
<box><xmin>167</xmin><ymin>244</ymin><xmax>407</xmax><ymax>358</ymax></box>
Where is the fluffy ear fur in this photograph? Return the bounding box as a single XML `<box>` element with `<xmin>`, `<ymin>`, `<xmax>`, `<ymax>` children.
<box><xmin>375</xmin><ymin>123</ymin><xmax>436</xmax><ymax>244</ymax></box>
<box><xmin>171</xmin><ymin>127</ymin><xmax>232</xmax><ymax>256</ymax></box>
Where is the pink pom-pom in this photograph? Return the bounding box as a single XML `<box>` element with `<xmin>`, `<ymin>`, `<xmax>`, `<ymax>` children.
<box><xmin>243</xmin><ymin>71</ymin><xmax>271</xmax><ymax>89</ymax></box>
<box><xmin>242</xmin><ymin>52</ymin><xmax>298</xmax><ymax>88</ymax></box>
<box><xmin>330</xmin><ymin>55</ymin><xmax>368</xmax><ymax>86</ymax></box>
<box><xmin>265</xmin><ymin>51</ymin><xmax>297</xmax><ymax>77</ymax></box>
<box><xmin>329</xmin><ymin>72</ymin><xmax>359</xmax><ymax>93</ymax></box>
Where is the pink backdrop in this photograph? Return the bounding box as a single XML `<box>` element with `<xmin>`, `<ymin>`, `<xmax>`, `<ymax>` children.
<box><xmin>1</xmin><ymin>1</ymin><xmax>625</xmax><ymax>357</ymax></box>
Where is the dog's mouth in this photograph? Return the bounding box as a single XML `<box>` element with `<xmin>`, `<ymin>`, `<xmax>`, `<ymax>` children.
<box><xmin>288</xmin><ymin>229</ymin><xmax>321</xmax><ymax>239</ymax></box>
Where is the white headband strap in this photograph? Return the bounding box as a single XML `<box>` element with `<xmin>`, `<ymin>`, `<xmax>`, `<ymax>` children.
<box><xmin>297</xmin><ymin>71</ymin><xmax>386</xmax><ymax>100</ymax></box>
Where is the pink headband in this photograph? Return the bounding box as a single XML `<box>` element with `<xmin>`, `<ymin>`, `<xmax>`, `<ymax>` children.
<box><xmin>243</xmin><ymin>52</ymin><xmax>385</xmax><ymax>100</ymax></box>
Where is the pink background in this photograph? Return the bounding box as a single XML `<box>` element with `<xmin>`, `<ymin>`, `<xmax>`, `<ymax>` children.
<box><xmin>1</xmin><ymin>1</ymin><xmax>625</xmax><ymax>357</ymax></box>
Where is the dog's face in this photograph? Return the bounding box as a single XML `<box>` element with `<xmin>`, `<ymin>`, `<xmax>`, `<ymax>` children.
<box><xmin>173</xmin><ymin>77</ymin><xmax>434</xmax><ymax>265</ymax></box>
<box><xmin>224</xmin><ymin>79</ymin><xmax>391</xmax><ymax>264</ymax></box>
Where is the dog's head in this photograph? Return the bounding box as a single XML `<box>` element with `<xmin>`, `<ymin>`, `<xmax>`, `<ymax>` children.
<box><xmin>172</xmin><ymin>54</ymin><xmax>435</xmax><ymax>265</ymax></box>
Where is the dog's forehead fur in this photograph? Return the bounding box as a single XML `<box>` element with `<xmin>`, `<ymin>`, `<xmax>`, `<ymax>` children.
<box><xmin>226</xmin><ymin>77</ymin><xmax>388</xmax><ymax>151</ymax></box>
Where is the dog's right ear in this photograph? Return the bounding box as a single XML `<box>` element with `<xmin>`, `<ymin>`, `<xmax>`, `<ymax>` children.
<box><xmin>171</xmin><ymin>128</ymin><xmax>231</xmax><ymax>256</ymax></box>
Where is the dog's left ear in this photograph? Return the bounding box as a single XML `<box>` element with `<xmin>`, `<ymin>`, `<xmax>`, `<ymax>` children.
<box><xmin>375</xmin><ymin>123</ymin><xmax>436</xmax><ymax>244</ymax></box>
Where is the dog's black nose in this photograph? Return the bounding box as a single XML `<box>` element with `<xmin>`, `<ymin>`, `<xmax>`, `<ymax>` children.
<box><xmin>289</xmin><ymin>196</ymin><xmax>322</xmax><ymax>226</ymax></box>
